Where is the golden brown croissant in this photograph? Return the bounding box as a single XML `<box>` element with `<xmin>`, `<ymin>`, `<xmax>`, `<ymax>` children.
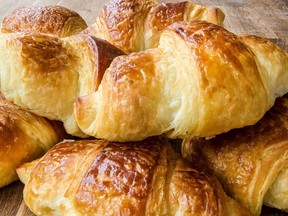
<box><xmin>75</xmin><ymin>21</ymin><xmax>288</xmax><ymax>142</ymax></box>
<box><xmin>17</xmin><ymin>137</ymin><xmax>251</xmax><ymax>216</ymax></box>
<box><xmin>83</xmin><ymin>0</ymin><xmax>225</xmax><ymax>53</ymax></box>
<box><xmin>0</xmin><ymin>93</ymin><xmax>67</xmax><ymax>188</ymax></box>
<box><xmin>182</xmin><ymin>94</ymin><xmax>288</xmax><ymax>215</ymax></box>
<box><xmin>0</xmin><ymin>32</ymin><xmax>124</xmax><ymax>137</ymax></box>
<box><xmin>1</xmin><ymin>5</ymin><xmax>87</xmax><ymax>37</ymax></box>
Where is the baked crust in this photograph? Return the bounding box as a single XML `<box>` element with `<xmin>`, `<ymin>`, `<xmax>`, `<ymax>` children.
<box><xmin>0</xmin><ymin>94</ymin><xmax>67</xmax><ymax>188</ymax></box>
<box><xmin>182</xmin><ymin>95</ymin><xmax>288</xmax><ymax>215</ymax></box>
<box><xmin>17</xmin><ymin>138</ymin><xmax>251</xmax><ymax>215</ymax></box>
<box><xmin>0</xmin><ymin>33</ymin><xmax>124</xmax><ymax>137</ymax></box>
<box><xmin>76</xmin><ymin>21</ymin><xmax>288</xmax><ymax>141</ymax></box>
<box><xmin>1</xmin><ymin>5</ymin><xmax>87</xmax><ymax>37</ymax></box>
<box><xmin>83</xmin><ymin>0</ymin><xmax>224</xmax><ymax>53</ymax></box>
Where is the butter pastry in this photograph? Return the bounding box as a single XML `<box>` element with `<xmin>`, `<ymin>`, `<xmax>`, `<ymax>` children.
<box><xmin>76</xmin><ymin>21</ymin><xmax>288</xmax><ymax>141</ymax></box>
<box><xmin>83</xmin><ymin>0</ymin><xmax>225</xmax><ymax>53</ymax></box>
<box><xmin>0</xmin><ymin>5</ymin><xmax>124</xmax><ymax>137</ymax></box>
<box><xmin>1</xmin><ymin>5</ymin><xmax>87</xmax><ymax>37</ymax></box>
<box><xmin>17</xmin><ymin>137</ymin><xmax>251</xmax><ymax>216</ymax></box>
<box><xmin>0</xmin><ymin>94</ymin><xmax>67</xmax><ymax>188</ymax></box>
<box><xmin>182</xmin><ymin>95</ymin><xmax>288</xmax><ymax>215</ymax></box>
<box><xmin>0</xmin><ymin>33</ymin><xmax>124</xmax><ymax>136</ymax></box>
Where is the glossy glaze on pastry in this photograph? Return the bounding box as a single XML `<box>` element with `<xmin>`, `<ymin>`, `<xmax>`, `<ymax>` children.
<box><xmin>0</xmin><ymin>94</ymin><xmax>67</xmax><ymax>188</ymax></box>
<box><xmin>76</xmin><ymin>21</ymin><xmax>288</xmax><ymax>141</ymax></box>
<box><xmin>17</xmin><ymin>137</ymin><xmax>251</xmax><ymax>216</ymax></box>
<box><xmin>83</xmin><ymin>0</ymin><xmax>225</xmax><ymax>53</ymax></box>
<box><xmin>182</xmin><ymin>95</ymin><xmax>288</xmax><ymax>215</ymax></box>
<box><xmin>0</xmin><ymin>33</ymin><xmax>124</xmax><ymax>137</ymax></box>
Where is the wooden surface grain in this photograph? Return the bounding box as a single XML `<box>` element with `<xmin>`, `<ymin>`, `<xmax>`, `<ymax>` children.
<box><xmin>0</xmin><ymin>0</ymin><xmax>287</xmax><ymax>216</ymax></box>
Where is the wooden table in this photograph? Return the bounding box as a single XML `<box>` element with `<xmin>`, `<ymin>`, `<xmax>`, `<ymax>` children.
<box><xmin>0</xmin><ymin>0</ymin><xmax>287</xmax><ymax>215</ymax></box>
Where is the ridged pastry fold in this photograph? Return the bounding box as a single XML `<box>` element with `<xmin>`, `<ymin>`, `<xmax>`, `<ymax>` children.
<box><xmin>17</xmin><ymin>137</ymin><xmax>251</xmax><ymax>215</ymax></box>
<box><xmin>83</xmin><ymin>0</ymin><xmax>225</xmax><ymax>53</ymax></box>
<box><xmin>76</xmin><ymin>21</ymin><xmax>288</xmax><ymax>141</ymax></box>
<box><xmin>0</xmin><ymin>94</ymin><xmax>67</xmax><ymax>188</ymax></box>
<box><xmin>0</xmin><ymin>33</ymin><xmax>124</xmax><ymax>137</ymax></box>
<box><xmin>182</xmin><ymin>94</ymin><xmax>288</xmax><ymax>215</ymax></box>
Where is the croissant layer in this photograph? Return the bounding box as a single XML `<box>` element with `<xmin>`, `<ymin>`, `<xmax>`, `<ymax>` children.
<box><xmin>17</xmin><ymin>137</ymin><xmax>251</xmax><ymax>216</ymax></box>
<box><xmin>76</xmin><ymin>21</ymin><xmax>288</xmax><ymax>141</ymax></box>
<box><xmin>83</xmin><ymin>0</ymin><xmax>225</xmax><ymax>53</ymax></box>
<box><xmin>182</xmin><ymin>95</ymin><xmax>288</xmax><ymax>215</ymax></box>
<box><xmin>0</xmin><ymin>94</ymin><xmax>67</xmax><ymax>188</ymax></box>
<box><xmin>1</xmin><ymin>5</ymin><xmax>87</xmax><ymax>37</ymax></box>
<box><xmin>0</xmin><ymin>33</ymin><xmax>124</xmax><ymax>137</ymax></box>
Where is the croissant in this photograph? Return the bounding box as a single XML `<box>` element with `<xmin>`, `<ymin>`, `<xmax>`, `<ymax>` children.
<box><xmin>0</xmin><ymin>32</ymin><xmax>124</xmax><ymax>137</ymax></box>
<box><xmin>0</xmin><ymin>93</ymin><xmax>67</xmax><ymax>188</ymax></box>
<box><xmin>83</xmin><ymin>0</ymin><xmax>225</xmax><ymax>53</ymax></box>
<box><xmin>1</xmin><ymin>5</ymin><xmax>87</xmax><ymax>37</ymax></box>
<box><xmin>182</xmin><ymin>94</ymin><xmax>288</xmax><ymax>215</ymax></box>
<box><xmin>17</xmin><ymin>137</ymin><xmax>251</xmax><ymax>215</ymax></box>
<box><xmin>75</xmin><ymin>21</ymin><xmax>288</xmax><ymax>142</ymax></box>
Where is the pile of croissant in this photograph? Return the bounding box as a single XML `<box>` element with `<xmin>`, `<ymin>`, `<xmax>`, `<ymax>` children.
<box><xmin>0</xmin><ymin>0</ymin><xmax>287</xmax><ymax>215</ymax></box>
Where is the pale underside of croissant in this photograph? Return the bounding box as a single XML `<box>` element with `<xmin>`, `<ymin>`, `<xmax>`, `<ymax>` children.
<box><xmin>83</xmin><ymin>0</ymin><xmax>225</xmax><ymax>53</ymax></box>
<box><xmin>0</xmin><ymin>94</ymin><xmax>67</xmax><ymax>188</ymax></box>
<box><xmin>17</xmin><ymin>137</ymin><xmax>251</xmax><ymax>216</ymax></box>
<box><xmin>182</xmin><ymin>94</ymin><xmax>288</xmax><ymax>215</ymax></box>
<box><xmin>1</xmin><ymin>5</ymin><xmax>88</xmax><ymax>37</ymax></box>
<box><xmin>0</xmin><ymin>32</ymin><xmax>124</xmax><ymax>137</ymax></box>
<box><xmin>76</xmin><ymin>21</ymin><xmax>288</xmax><ymax>142</ymax></box>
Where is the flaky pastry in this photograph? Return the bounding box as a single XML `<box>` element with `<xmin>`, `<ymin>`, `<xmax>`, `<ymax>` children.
<box><xmin>1</xmin><ymin>5</ymin><xmax>87</xmax><ymax>37</ymax></box>
<box><xmin>76</xmin><ymin>21</ymin><xmax>288</xmax><ymax>141</ymax></box>
<box><xmin>0</xmin><ymin>94</ymin><xmax>66</xmax><ymax>188</ymax></box>
<box><xmin>83</xmin><ymin>0</ymin><xmax>225</xmax><ymax>53</ymax></box>
<box><xmin>0</xmin><ymin>33</ymin><xmax>124</xmax><ymax>137</ymax></box>
<box><xmin>182</xmin><ymin>95</ymin><xmax>288</xmax><ymax>215</ymax></box>
<box><xmin>17</xmin><ymin>137</ymin><xmax>251</xmax><ymax>215</ymax></box>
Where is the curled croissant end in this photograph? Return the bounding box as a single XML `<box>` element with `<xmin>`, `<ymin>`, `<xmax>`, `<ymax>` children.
<box><xmin>76</xmin><ymin>21</ymin><xmax>288</xmax><ymax>142</ymax></box>
<box><xmin>83</xmin><ymin>0</ymin><xmax>225</xmax><ymax>53</ymax></box>
<box><xmin>0</xmin><ymin>33</ymin><xmax>124</xmax><ymax>137</ymax></box>
<box><xmin>0</xmin><ymin>95</ymin><xmax>67</xmax><ymax>188</ymax></box>
<box><xmin>182</xmin><ymin>95</ymin><xmax>288</xmax><ymax>215</ymax></box>
<box><xmin>16</xmin><ymin>159</ymin><xmax>40</xmax><ymax>185</ymax></box>
<box><xmin>17</xmin><ymin>137</ymin><xmax>251</xmax><ymax>215</ymax></box>
<box><xmin>240</xmin><ymin>35</ymin><xmax>288</xmax><ymax>99</ymax></box>
<box><xmin>1</xmin><ymin>5</ymin><xmax>88</xmax><ymax>37</ymax></box>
